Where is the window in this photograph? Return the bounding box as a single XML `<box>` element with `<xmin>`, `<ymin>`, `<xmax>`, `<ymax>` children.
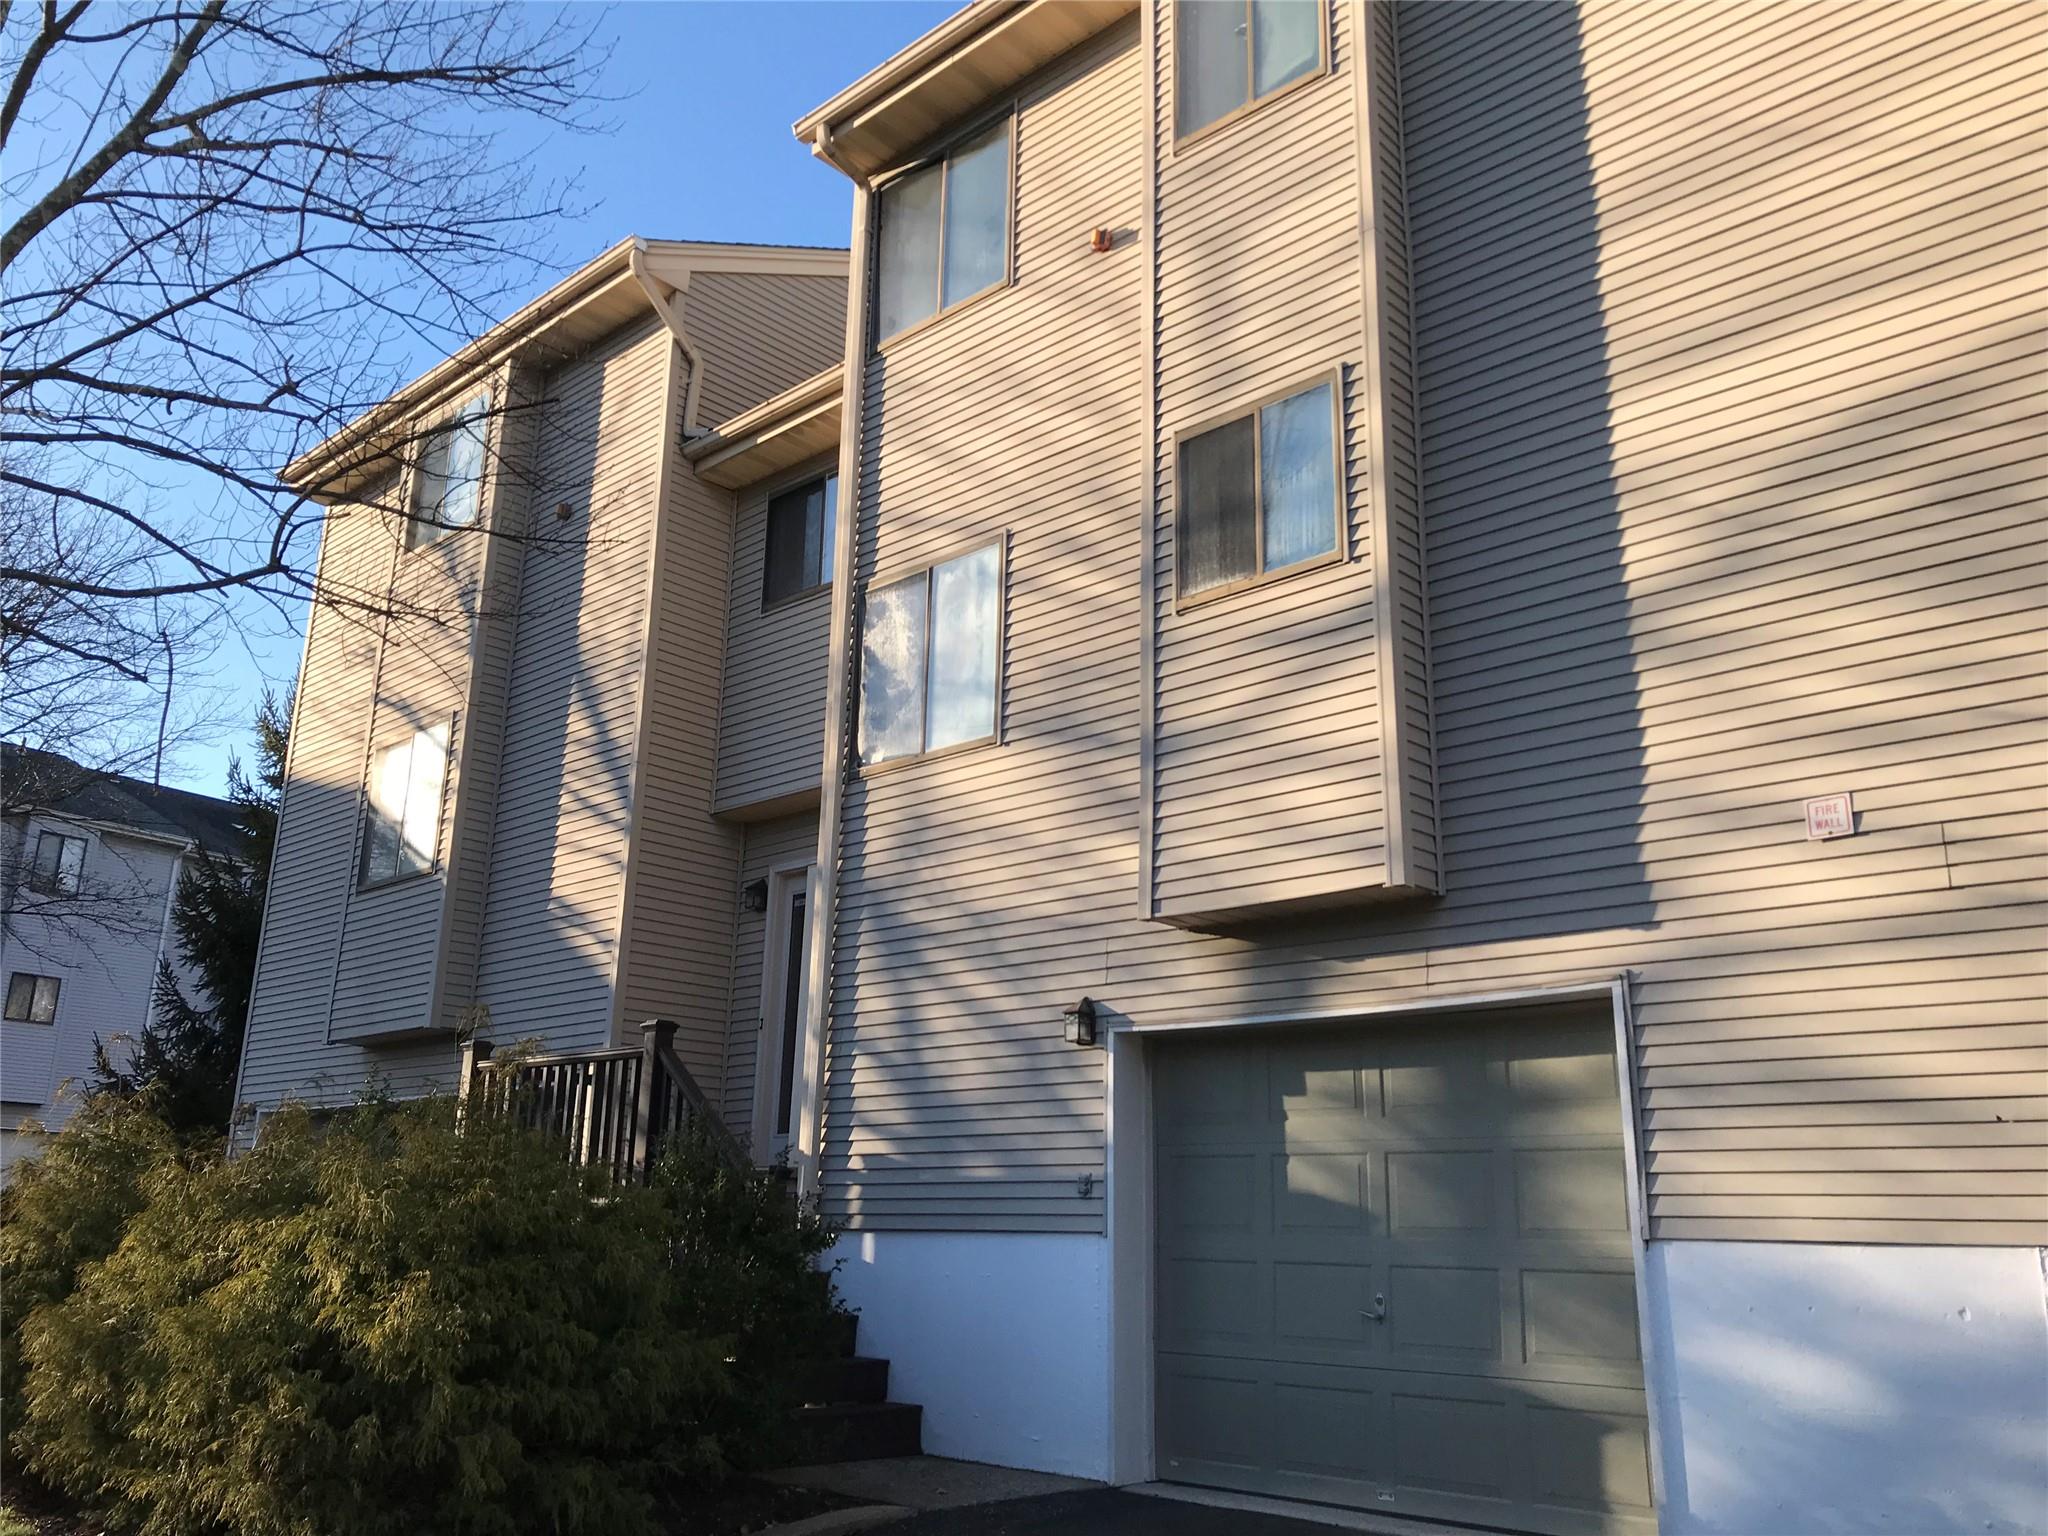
<box><xmin>874</xmin><ymin>115</ymin><xmax>1013</xmax><ymax>344</ymax></box>
<box><xmin>28</xmin><ymin>831</ymin><xmax>86</xmax><ymax>895</ymax></box>
<box><xmin>859</xmin><ymin>542</ymin><xmax>1002</xmax><ymax>765</ymax></box>
<box><xmin>1178</xmin><ymin>378</ymin><xmax>1340</xmax><ymax>599</ymax></box>
<box><xmin>1176</xmin><ymin>0</ymin><xmax>1325</xmax><ymax>139</ymax></box>
<box><xmin>4</xmin><ymin>972</ymin><xmax>60</xmax><ymax>1024</ymax></box>
<box><xmin>358</xmin><ymin>723</ymin><xmax>450</xmax><ymax>886</ymax></box>
<box><xmin>405</xmin><ymin>394</ymin><xmax>491</xmax><ymax>549</ymax></box>
<box><xmin>762</xmin><ymin>472</ymin><xmax>838</xmax><ymax>605</ymax></box>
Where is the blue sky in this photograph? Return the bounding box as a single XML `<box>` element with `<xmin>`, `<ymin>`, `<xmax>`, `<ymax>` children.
<box><xmin>171</xmin><ymin>1</ymin><xmax>955</xmax><ymax>796</ymax></box>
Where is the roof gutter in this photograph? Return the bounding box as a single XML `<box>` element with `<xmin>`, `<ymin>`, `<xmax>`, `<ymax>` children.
<box><xmin>629</xmin><ymin>240</ymin><xmax>706</xmax><ymax>438</ymax></box>
<box><xmin>809</xmin><ymin>125</ymin><xmax>870</xmax><ymax>192</ymax></box>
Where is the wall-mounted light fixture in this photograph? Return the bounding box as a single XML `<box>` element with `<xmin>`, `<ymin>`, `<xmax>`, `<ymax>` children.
<box><xmin>1090</xmin><ymin>227</ymin><xmax>1113</xmax><ymax>253</ymax></box>
<box><xmin>1063</xmin><ymin>996</ymin><xmax>1098</xmax><ymax>1047</ymax></box>
<box><xmin>740</xmin><ymin>878</ymin><xmax>769</xmax><ymax>913</ymax></box>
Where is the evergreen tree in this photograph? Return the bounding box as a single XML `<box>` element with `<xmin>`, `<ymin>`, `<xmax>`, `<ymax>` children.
<box><xmin>93</xmin><ymin>693</ymin><xmax>290</xmax><ymax>1139</ymax></box>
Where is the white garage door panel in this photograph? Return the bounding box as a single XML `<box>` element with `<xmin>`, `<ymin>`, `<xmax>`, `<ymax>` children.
<box><xmin>1154</xmin><ymin>1006</ymin><xmax>1654</xmax><ymax>1536</ymax></box>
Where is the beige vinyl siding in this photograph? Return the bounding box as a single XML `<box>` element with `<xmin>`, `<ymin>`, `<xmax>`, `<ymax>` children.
<box><xmin>436</xmin><ymin>364</ymin><xmax>538</xmax><ymax>1031</ymax></box>
<box><xmin>615</xmin><ymin>428</ymin><xmax>745</xmax><ymax>1082</ymax></box>
<box><xmin>1148</xmin><ymin>0</ymin><xmax>1433</xmax><ymax>924</ymax></box>
<box><xmin>825</xmin><ymin>21</ymin><xmax>1147</xmax><ymax>1231</ymax></box>
<box><xmin>237</xmin><ymin>478</ymin><xmax>450</xmax><ymax>1105</ymax></box>
<box><xmin>721</xmin><ymin>810</ymin><xmax>819</xmax><ymax>1144</ymax></box>
<box><xmin>473</xmin><ymin>317</ymin><xmax>671</xmax><ymax>1052</ymax></box>
<box><xmin>714</xmin><ymin>454</ymin><xmax>837</xmax><ymax>816</ymax></box>
<box><xmin>821</xmin><ymin>0</ymin><xmax>2047</xmax><ymax>1244</ymax></box>
<box><xmin>686</xmin><ymin>271</ymin><xmax>847</xmax><ymax>427</ymax></box>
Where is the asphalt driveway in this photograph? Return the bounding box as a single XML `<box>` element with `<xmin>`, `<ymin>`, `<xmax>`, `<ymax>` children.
<box><xmin>884</xmin><ymin>1488</ymin><xmax>1347</xmax><ymax>1534</ymax></box>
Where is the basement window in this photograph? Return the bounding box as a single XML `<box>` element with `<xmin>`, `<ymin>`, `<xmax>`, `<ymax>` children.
<box><xmin>874</xmin><ymin>114</ymin><xmax>1014</xmax><ymax>345</ymax></box>
<box><xmin>859</xmin><ymin>541</ymin><xmax>1003</xmax><ymax>766</ymax></box>
<box><xmin>4</xmin><ymin>972</ymin><xmax>61</xmax><ymax>1024</ymax></box>
<box><xmin>358</xmin><ymin>722</ymin><xmax>450</xmax><ymax>887</ymax></box>
<box><xmin>1177</xmin><ymin>376</ymin><xmax>1341</xmax><ymax>601</ymax></box>
<box><xmin>763</xmin><ymin>472</ymin><xmax>839</xmax><ymax>606</ymax></box>
<box><xmin>405</xmin><ymin>394</ymin><xmax>491</xmax><ymax>549</ymax></box>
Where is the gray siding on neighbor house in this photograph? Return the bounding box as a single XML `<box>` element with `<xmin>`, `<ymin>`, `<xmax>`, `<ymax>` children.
<box><xmin>0</xmin><ymin>824</ymin><xmax>178</xmax><ymax>1131</ymax></box>
<box><xmin>819</xmin><ymin>0</ymin><xmax>2047</xmax><ymax>1241</ymax></box>
<box><xmin>687</xmin><ymin>271</ymin><xmax>848</xmax><ymax>428</ymax></box>
<box><xmin>713</xmin><ymin>452</ymin><xmax>838</xmax><ymax>816</ymax></box>
<box><xmin>721</xmin><ymin>810</ymin><xmax>819</xmax><ymax>1146</ymax></box>
<box><xmin>825</xmin><ymin>21</ymin><xmax>1148</xmax><ymax>1232</ymax></box>
<box><xmin>473</xmin><ymin>317</ymin><xmax>673</xmax><ymax>1052</ymax></box>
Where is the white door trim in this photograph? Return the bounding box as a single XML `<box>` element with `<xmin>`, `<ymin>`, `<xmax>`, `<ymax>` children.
<box><xmin>750</xmin><ymin>860</ymin><xmax>815</xmax><ymax>1165</ymax></box>
<box><xmin>1104</xmin><ymin>973</ymin><xmax>1666</xmax><ymax>1530</ymax></box>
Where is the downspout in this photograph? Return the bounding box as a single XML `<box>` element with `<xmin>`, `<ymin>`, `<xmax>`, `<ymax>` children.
<box><xmin>790</xmin><ymin>126</ymin><xmax>870</xmax><ymax>1202</ymax></box>
<box><xmin>629</xmin><ymin>241</ymin><xmax>705</xmax><ymax>437</ymax></box>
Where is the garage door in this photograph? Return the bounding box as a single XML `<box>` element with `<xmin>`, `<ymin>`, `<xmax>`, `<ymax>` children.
<box><xmin>1154</xmin><ymin>1007</ymin><xmax>1654</xmax><ymax>1536</ymax></box>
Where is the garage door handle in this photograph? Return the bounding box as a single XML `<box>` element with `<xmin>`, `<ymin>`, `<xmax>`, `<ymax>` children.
<box><xmin>1362</xmin><ymin>1293</ymin><xmax>1386</xmax><ymax>1323</ymax></box>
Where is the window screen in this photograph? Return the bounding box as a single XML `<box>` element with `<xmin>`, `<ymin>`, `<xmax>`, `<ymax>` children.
<box><xmin>359</xmin><ymin>722</ymin><xmax>450</xmax><ymax>886</ymax></box>
<box><xmin>1178</xmin><ymin>379</ymin><xmax>1338</xmax><ymax>598</ymax></box>
<box><xmin>859</xmin><ymin>542</ymin><xmax>1003</xmax><ymax>764</ymax></box>
<box><xmin>874</xmin><ymin>117</ymin><xmax>1012</xmax><ymax>344</ymax></box>
<box><xmin>29</xmin><ymin>832</ymin><xmax>86</xmax><ymax>896</ymax></box>
<box><xmin>763</xmin><ymin>473</ymin><xmax>838</xmax><ymax>605</ymax></box>
<box><xmin>4</xmin><ymin>972</ymin><xmax>60</xmax><ymax>1023</ymax></box>
<box><xmin>1177</xmin><ymin>0</ymin><xmax>1323</xmax><ymax>138</ymax></box>
<box><xmin>407</xmin><ymin>395</ymin><xmax>490</xmax><ymax>549</ymax></box>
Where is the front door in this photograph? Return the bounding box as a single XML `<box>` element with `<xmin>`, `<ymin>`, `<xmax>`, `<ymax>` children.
<box><xmin>1152</xmin><ymin>1005</ymin><xmax>1654</xmax><ymax>1535</ymax></box>
<box><xmin>760</xmin><ymin>876</ymin><xmax>809</xmax><ymax>1164</ymax></box>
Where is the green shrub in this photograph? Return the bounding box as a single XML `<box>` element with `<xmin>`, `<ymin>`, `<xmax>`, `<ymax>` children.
<box><xmin>1</xmin><ymin>1096</ymin><xmax>183</xmax><ymax>1450</ymax></box>
<box><xmin>10</xmin><ymin>1098</ymin><xmax>836</xmax><ymax>1536</ymax></box>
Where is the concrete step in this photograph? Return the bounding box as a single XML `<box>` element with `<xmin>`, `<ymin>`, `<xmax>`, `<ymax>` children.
<box><xmin>789</xmin><ymin>1400</ymin><xmax>923</xmax><ymax>1463</ymax></box>
<box><xmin>797</xmin><ymin>1353</ymin><xmax>890</xmax><ymax>1407</ymax></box>
<box><xmin>822</xmin><ymin>1308</ymin><xmax>860</xmax><ymax>1360</ymax></box>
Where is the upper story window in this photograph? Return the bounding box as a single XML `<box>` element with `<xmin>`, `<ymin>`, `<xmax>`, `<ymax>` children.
<box><xmin>405</xmin><ymin>394</ymin><xmax>490</xmax><ymax>550</ymax></box>
<box><xmin>4</xmin><ymin>972</ymin><xmax>60</xmax><ymax>1024</ymax></box>
<box><xmin>1178</xmin><ymin>377</ymin><xmax>1340</xmax><ymax>600</ymax></box>
<box><xmin>860</xmin><ymin>541</ymin><xmax>1003</xmax><ymax>765</ymax></box>
<box><xmin>1176</xmin><ymin>0</ymin><xmax>1326</xmax><ymax>140</ymax></box>
<box><xmin>763</xmin><ymin>472</ymin><xmax>839</xmax><ymax>606</ymax></box>
<box><xmin>874</xmin><ymin>115</ymin><xmax>1013</xmax><ymax>345</ymax></box>
<box><xmin>359</xmin><ymin>722</ymin><xmax>450</xmax><ymax>887</ymax></box>
<box><xmin>28</xmin><ymin>831</ymin><xmax>86</xmax><ymax>895</ymax></box>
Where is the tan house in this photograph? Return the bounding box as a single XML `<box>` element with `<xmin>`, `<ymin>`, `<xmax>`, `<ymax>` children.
<box><xmin>237</xmin><ymin>4</ymin><xmax>2047</xmax><ymax>1534</ymax></box>
<box><xmin>233</xmin><ymin>239</ymin><xmax>848</xmax><ymax>1164</ymax></box>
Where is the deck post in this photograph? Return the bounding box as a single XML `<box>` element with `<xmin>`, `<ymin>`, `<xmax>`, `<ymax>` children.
<box><xmin>631</xmin><ymin>1018</ymin><xmax>679</xmax><ymax>1179</ymax></box>
<box><xmin>456</xmin><ymin>1036</ymin><xmax>494</xmax><ymax>1126</ymax></box>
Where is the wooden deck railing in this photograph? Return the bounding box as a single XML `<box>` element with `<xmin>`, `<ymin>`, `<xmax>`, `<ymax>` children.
<box><xmin>457</xmin><ymin>1018</ymin><xmax>749</xmax><ymax>1183</ymax></box>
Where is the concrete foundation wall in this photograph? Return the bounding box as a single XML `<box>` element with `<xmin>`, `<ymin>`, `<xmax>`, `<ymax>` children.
<box><xmin>1646</xmin><ymin>1241</ymin><xmax>2048</xmax><ymax>1535</ymax></box>
<box><xmin>828</xmin><ymin>1230</ymin><xmax>1111</xmax><ymax>1481</ymax></box>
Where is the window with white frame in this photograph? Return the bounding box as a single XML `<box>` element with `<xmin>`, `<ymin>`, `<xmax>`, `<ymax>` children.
<box><xmin>405</xmin><ymin>394</ymin><xmax>491</xmax><ymax>550</ymax></box>
<box><xmin>859</xmin><ymin>542</ymin><xmax>1002</xmax><ymax>765</ymax></box>
<box><xmin>874</xmin><ymin>114</ymin><xmax>1013</xmax><ymax>344</ymax></box>
<box><xmin>1176</xmin><ymin>0</ymin><xmax>1325</xmax><ymax>140</ymax></box>
<box><xmin>763</xmin><ymin>472</ymin><xmax>838</xmax><ymax>606</ymax></box>
<box><xmin>28</xmin><ymin>831</ymin><xmax>86</xmax><ymax>895</ymax></box>
<box><xmin>358</xmin><ymin>722</ymin><xmax>450</xmax><ymax>887</ymax></box>
<box><xmin>4</xmin><ymin>972</ymin><xmax>61</xmax><ymax>1023</ymax></box>
<box><xmin>1177</xmin><ymin>377</ymin><xmax>1340</xmax><ymax>599</ymax></box>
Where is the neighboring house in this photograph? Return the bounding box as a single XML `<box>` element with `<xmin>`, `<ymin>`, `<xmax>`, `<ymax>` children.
<box><xmin>232</xmin><ymin>240</ymin><xmax>849</xmax><ymax>1162</ymax></box>
<box><xmin>1</xmin><ymin>747</ymin><xmax>243</xmax><ymax>1173</ymax></box>
<box><xmin>233</xmin><ymin>6</ymin><xmax>2047</xmax><ymax>1536</ymax></box>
